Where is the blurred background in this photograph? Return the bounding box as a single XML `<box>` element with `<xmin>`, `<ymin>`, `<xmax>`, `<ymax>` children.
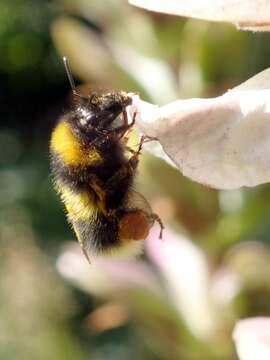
<box><xmin>1</xmin><ymin>1</ymin><xmax>270</xmax><ymax>359</ymax></box>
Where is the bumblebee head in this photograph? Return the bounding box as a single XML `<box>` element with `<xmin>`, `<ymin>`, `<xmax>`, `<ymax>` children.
<box><xmin>91</xmin><ymin>91</ymin><xmax>132</xmax><ymax>114</ymax></box>
<box><xmin>63</xmin><ymin>57</ymin><xmax>132</xmax><ymax>135</ymax></box>
<box><xmin>70</xmin><ymin>91</ymin><xmax>132</xmax><ymax>135</ymax></box>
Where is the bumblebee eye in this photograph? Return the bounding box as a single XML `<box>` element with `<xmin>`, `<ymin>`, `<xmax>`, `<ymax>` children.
<box><xmin>77</xmin><ymin>107</ymin><xmax>93</xmax><ymax>127</ymax></box>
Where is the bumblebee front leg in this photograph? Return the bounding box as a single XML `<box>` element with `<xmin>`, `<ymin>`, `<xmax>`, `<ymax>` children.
<box><xmin>127</xmin><ymin>135</ymin><xmax>148</xmax><ymax>169</ymax></box>
<box><xmin>121</xmin><ymin>108</ymin><xmax>129</xmax><ymax>127</ymax></box>
<box><xmin>107</xmin><ymin>110</ymin><xmax>137</xmax><ymax>140</ymax></box>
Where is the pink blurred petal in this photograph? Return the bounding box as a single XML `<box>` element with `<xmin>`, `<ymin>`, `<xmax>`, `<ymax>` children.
<box><xmin>56</xmin><ymin>243</ymin><xmax>161</xmax><ymax>297</ymax></box>
<box><xmin>146</xmin><ymin>226</ymin><xmax>216</xmax><ymax>340</ymax></box>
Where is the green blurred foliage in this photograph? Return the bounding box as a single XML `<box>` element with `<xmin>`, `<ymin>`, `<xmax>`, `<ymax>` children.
<box><xmin>1</xmin><ymin>1</ymin><xmax>270</xmax><ymax>359</ymax></box>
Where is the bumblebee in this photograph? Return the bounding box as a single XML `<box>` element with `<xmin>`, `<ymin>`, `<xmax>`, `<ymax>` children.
<box><xmin>50</xmin><ymin>57</ymin><xmax>163</xmax><ymax>261</ymax></box>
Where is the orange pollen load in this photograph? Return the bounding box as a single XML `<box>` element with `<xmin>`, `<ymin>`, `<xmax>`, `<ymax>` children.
<box><xmin>118</xmin><ymin>211</ymin><xmax>150</xmax><ymax>241</ymax></box>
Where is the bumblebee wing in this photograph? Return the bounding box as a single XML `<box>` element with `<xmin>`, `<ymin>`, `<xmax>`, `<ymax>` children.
<box><xmin>124</xmin><ymin>190</ymin><xmax>153</xmax><ymax>215</ymax></box>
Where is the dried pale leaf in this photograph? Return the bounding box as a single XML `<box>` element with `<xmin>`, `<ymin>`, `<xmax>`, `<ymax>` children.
<box><xmin>232</xmin><ymin>67</ymin><xmax>270</xmax><ymax>92</ymax></box>
<box><xmin>237</xmin><ymin>23</ymin><xmax>270</xmax><ymax>32</ymax></box>
<box><xmin>131</xmin><ymin>89</ymin><xmax>270</xmax><ymax>189</ymax></box>
<box><xmin>129</xmin><ymin>0</ymin><xmax>270</xmax><ymax>31</ymax></box>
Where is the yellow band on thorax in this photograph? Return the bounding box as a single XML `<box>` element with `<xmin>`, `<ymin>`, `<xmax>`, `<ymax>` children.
<box><xmin>50</xmin><ymin>121</ymin><xmax>102</xmax><ymax>166</ymax></box>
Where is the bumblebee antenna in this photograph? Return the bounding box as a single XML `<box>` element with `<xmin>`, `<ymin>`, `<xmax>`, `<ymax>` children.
<box><xmin>63</xmin><ymin>57</ymin><xmax>76</xmax><ymax>91</ymax></box>
<box><xmin>63</xmin><ymin>56</ymin><xmax>87</xmax><ymax>100</ymax></box>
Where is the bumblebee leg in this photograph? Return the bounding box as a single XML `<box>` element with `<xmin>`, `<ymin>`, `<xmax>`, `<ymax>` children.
<box><xmin>141</xmin><ymin>135</ymin><xmax>158</xmax><ymax>143</ymax></box>
<box><xmin>124</xmin><ymin>135</ymin><xmax>145</xmax><ymax>155</ymax></box>
<box><xmin>89</xmin><ymin>171</ymin><xmax>134</xmax><ymax>216</ymax></box>
<box><xmin>90</xmin><ymin>154</ymin><xmax>140</xmax><ymax>214</ymax></box>
<box><xmin>125</xmin><ymin>146</ymin><xmax>136</xmax><ymax>154</ymax></box>
<box><xmin>121</xmin><ymin>108</ymin><xmax>129</xmax><ymax>127</ymax></box>
<box><xmin>89</xmin><ymin>130</ymin><xmax>145</xmax><ymax>214</ymax></box>
<box><xmin>88</xmin><ymin>175</ymin><xmax>109</xmax><ymax>215</ymax></box>
<box><xmin>149</xmin><ymin>213</ymin><xmax>164</xmax><ymax>239</ymax></box>
<box><xmin>124</xmin><ymin>132</ymin><xmax>158</xmax><ymax>156</ymax></box>
<box><xmin>121</xmin><ymin>109</ymin><xmax>138</xmax><ymax>144</ymax></box>
<box><xmin>107</xmin><ymin>111</ymin><xmax>137</xmax><ymax>140</ymax></box>
<box><xmin>126</xmin><ymin>109</ymin><xmax>136</xmax><ymax>128</ymax></box>
<box><xmin>102</xmin><ymin>136</ymin><xmax>148</xmax><ymax>212</ymax></box>
<box><xmin>102</xmin><ymin>164</ymin><xmax>135</xmax><ymax>212</ymax></box>
<box><xmin>136</xmin><ymin>135</ymin><xmax>146</xmax><ymax>153</ymax></box>
<box><xmin>127</xmin><ymin>135</ymin><xmax>147</xmax><ymax>169</ymax></box>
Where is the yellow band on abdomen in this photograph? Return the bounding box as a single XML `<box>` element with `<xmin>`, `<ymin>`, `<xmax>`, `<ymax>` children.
<box><xmin>56</xmin><ymin>182</ymin><xmax>98</xmax><ymax>221</ymax></box>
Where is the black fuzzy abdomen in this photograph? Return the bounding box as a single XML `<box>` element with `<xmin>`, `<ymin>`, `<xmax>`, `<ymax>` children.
<box><xmin>73</xmin><ymin>213</ymin><xmax>119</xmax><ymax>254</ymax></box>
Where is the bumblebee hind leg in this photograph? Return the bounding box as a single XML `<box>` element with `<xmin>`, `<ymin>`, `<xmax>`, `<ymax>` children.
<box><xmin>149</xmin><ymin>213</ymin><xmax>164</xmax><ymax>239</ymax></box>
